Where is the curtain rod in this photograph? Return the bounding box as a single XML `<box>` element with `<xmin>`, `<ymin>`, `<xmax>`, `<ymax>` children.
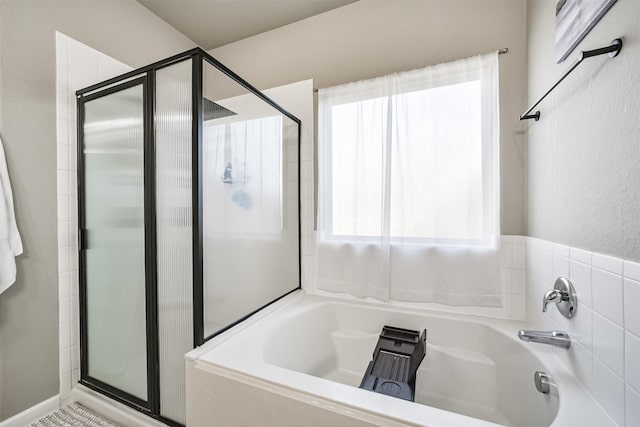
<box><xmin>313</xmin><ymin>48</ymin><xmax>509</xmax><ymax>93</ymax></box>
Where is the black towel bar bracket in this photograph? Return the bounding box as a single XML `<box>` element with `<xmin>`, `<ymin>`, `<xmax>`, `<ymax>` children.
<box><xmin>520</xmin><ymin>38</ymin><xmax>623</xmax><ymax>121</ymax></box>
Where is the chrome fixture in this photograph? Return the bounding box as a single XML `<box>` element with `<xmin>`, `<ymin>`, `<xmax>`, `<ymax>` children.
<box><xmin>518</xmin><ymin>330</ymin><xmax>571</xmax><ymax>349</ymax></box>
<box><xmin>534</xmin><ymin>371</ymin><xmax>552</xmax><ymax>394</ymax></box>
<box><xmin>542</xmin><ymin>277</ymin><xmax>577</xmax><ymax>318</ymax></box>
<box><xmin>221</xmin><ymin>162</ymin><xmax>233</xmax><ymax>184</ymax></box>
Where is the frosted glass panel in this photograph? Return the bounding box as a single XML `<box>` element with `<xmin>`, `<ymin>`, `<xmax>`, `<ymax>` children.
<box><xmin>83</xmin><ymin>84</ymin><xmax>147</xmax><ymax>400</ymax></box>
<box><xmin>155</xmin><ymin>59</ymin><xmax>193</xmax><ymax>424</ymax></box>
<box><xmin>202</xmin><ymin>61</ymin><xmax>300</xmax><ymax>337</ymax></box>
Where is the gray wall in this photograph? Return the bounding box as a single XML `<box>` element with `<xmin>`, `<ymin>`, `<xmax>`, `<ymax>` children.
<box><xmin>527</xmin><ymin>0</ymin><xmax>640</xmax><ymax>260</ymax></box>
<box><xmin>0</xmin><ymin>1</ymin><xmax>194</xmax><ymax>420</ymax></box>
<box><xmin>209</xmin><ymin>0</ymin><xmax>528</xmax><ymax>235</ymax></box>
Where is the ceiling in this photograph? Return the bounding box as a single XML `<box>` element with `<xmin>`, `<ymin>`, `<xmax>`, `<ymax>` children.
<box><xmin>137</xmin><ymin>0</ymin><xmax>357</xmax><ymax>50</ymax></box>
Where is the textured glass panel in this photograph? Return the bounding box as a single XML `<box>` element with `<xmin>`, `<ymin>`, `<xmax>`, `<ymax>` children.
<box><xmin>202</xmin><ymin>61</ymin><xmax>300</xmax><ymax>337</ymax></box>
<box><xmin>83</xmin><ymin>84</ymin><xmax>147</xmax><ymax>400</ymax></box>
<box><xmin>155</xmin><ymin>59</ymin><xmax>193</xmax><ymax>424</ymax></box>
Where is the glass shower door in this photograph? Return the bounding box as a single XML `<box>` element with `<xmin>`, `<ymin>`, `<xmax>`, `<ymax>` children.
<box><xmin>79</xmin><ymin>78</ymin><xmax>150</xmax><ymax>405</ymax></box>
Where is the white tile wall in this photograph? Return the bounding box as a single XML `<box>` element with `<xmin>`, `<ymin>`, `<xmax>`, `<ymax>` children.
<box><xmin>592</xmin><ymin>268</ymin><xmax>624</xmax><ymax>326</ymax></box>
<box><xmin>626</xmin><ymin>385</ymin><xmax>640</xmax><ymax>427</ymax></box>
<box><xmin>625</xmin><ymin>331</ymin><xmax>640</xmax><ymax>392</ymax></box>
<box><xmin>624</xmin><ymin>279</ymin><xmax>640</xmax><ymax>337</ymax></box>
<box><xmin>593</xmin><ymin>356</ymin><xmax>626</xmax><ymax>426</ymax></box>
<box><xmin>503</xmin><ymin>236</ymin><xmax>527</xmax><ymax>320</ymax></box>
<box><xmin>593</xmin><ymin>312</ymin><xmax>624</xmax><ymax>377</ymax></box>
<box><xmin>55</xmin><ymin>32</ymin><xmax>131</xmax><ymax>403</ymax></box>
<box><xmin>526</xmin><ymin>236</ymin><xmax>640</xmax><ymax>426</ymax></box>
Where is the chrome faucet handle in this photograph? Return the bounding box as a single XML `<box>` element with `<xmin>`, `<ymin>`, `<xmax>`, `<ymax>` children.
<box><xmin>542</xmin><ymin>289</ymin><xmax>563</xmax><ymax>312</ymax></box>
<box><xmin>541</xmin><ymin>277</ymin><xmax>578</xmax><ymax>319</ymax></box>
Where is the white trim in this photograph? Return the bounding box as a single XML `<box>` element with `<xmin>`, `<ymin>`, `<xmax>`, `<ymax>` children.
<box><xmin>0</xmin><ymin>395</ymin><xmax>60</xmax><ymax>427</ymax></box>
<box><xmin>72</xmin><ymin>385</ymin><xmax>165</xmax><ymax>427</ymax></box>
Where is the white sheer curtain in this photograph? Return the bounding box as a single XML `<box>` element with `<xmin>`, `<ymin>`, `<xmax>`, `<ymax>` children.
<box><xmin>316</xmin><ymin>52</ymin><xmax>501</xmax><ymax>306</ymax></box>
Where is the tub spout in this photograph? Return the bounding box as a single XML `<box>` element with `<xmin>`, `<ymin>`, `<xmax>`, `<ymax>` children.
<box><xmin>518</xmin><ymin>330</ymin><xmax>571</xmax><ymax>349</ymax></box>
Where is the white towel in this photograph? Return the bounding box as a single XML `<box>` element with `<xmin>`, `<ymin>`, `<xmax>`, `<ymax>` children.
<box><xmin>0</xmin><ymin>135</ymin><xmax>23</xmax><ymax>294</ymax></box>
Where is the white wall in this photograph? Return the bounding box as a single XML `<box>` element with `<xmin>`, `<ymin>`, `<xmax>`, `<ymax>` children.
<box><xmin>526</xmin><ymin>0</ymin><xmax>640</xmax><ymax>260</ymax></box>
<box><xmin>209</xmin><ymin>0</ymin><xmax>528</xmax><ymax>236</ymax></box>
<box><xmin>0</xmin><ymin>0</ymin><xmax>195</xmax><ymax>420</ymax></box>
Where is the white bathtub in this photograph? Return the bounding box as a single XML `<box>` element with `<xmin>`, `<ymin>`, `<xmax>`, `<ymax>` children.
<box><xmin>185</xmin><ymin>291</ymin><xmax>614</xmax><ymax>426</ymax></box>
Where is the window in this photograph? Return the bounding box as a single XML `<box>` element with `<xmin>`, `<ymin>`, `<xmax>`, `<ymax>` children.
<box><xmin>318</xmin><ymin>54</ymin><xmax>499</xmax><ymax>247</ymax></box>
<box><xmin>315</xmin><ymin>52</ymin><xmax>501</xmax><ymax>305</ymax></box>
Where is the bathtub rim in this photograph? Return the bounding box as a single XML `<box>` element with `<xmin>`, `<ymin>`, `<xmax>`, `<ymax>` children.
<box><xmin>186</xmin><ymin>290</ymin><xmax>617</xmax><ymax>427</ymax></box>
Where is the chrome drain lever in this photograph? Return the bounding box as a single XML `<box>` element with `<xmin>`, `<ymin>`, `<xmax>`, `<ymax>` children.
<box><xmin>534</xmin><ymin>371</ymin><xmax>551</xmax><ymax>394</ymax></box>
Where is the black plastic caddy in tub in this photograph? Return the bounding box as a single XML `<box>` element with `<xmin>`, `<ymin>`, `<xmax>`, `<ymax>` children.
<box><xmin>359</xmin><ymin>325</ymin><xmax>427</xmax><ymax>401</ymax></box>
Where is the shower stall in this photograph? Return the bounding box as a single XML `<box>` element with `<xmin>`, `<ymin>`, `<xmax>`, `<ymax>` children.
<box><xmin>76</xmin><ymin>48</ymin><xmax>301</xmax><ymax>426</ymax></box>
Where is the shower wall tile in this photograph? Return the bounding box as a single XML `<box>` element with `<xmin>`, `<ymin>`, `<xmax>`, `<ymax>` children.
<box><xmin>512</xmin><ymin>240</ymin><xmax>525</xmax><ymax>269</ymax></box>
<box><xmin>71</xmin><ymin>320</ymin><xmax>79</xmax><ymax>346</ymax></box>
<box><xmin>625</xmin><ymin>279</ymin><xmax>640</xmax><ymax>337</ymax></box>
<box><xmin>59</xmin><ymin>297</ymin><xmax>70</xmax><ymax>325</ymax></box>
<box><xmin>625</xmin><ymin>332</ymin><xmax>640</xmax><ymax>392</ymax></box>
<box><xmin>71</xmin><ymin>369</ymin><xmax>80</xmax><ymax>388</ymax></box>
<box><xmin>569</xmin><ymin>260</ymin><xmax>592</xmax><ymax>308</ymax></box>
<box><xmin>570</xmin><ymin>246</ymin><xmax>592</xmax><ymax>265</ymax></box>
<box><xmin>59</xmin><ymin>324</ymin><xmax>70</xmax><ymax>350</ymax></box>
<box><xmin>56</xmin><ymin>37</ymin><xmax>68</xmax><ymax>71</ymax></box>
<box><xmin>56</xmin><ymin>86</ymin><xmax>68</xmax><ymax>120</ymax></box>
<box><xmin>57</xmin><ymin>196</ymin><xmax>69</xmax><ymax>221</ymax></box>
<box><xmin>59</xmin><ymin>346</ymin><xmax>71</xmax><ymax>374</ymax></box>
<box><xmin>592</xmin><ymin>253</ymin><xmax>624</xmax><ymax>275</ymax></box>
<box><xmin>59</xmin><ymin>373</ymin><xmax>71</xmax><ymax>404</ymax></box>
<box><xmin>525</xmin><ymin>236</ymin><xmax>640</xmax><ymax>426</ymax></box>
<box><xmin>552</xmin><ymin>254</ymin><xmax>570</xmax><ymax>279</ymax></box>
<box><xmin>57</xmin><ymin>170</ymin><xmax>68</xmax><ymax>196</ymax></box>
<box><xmin>58</xmin><ymin>221</ymin><xmax>69</xmax><ymax>247</ymax></box>
<box><xmin>572</xmin><ymin>341</ymin><xmax>593</xmax><ymax>391</ymax></box>
<box><xmin>624</xmin><ymin>260</ymin><xmax>640</xmax><ymax>282</ymax></box>
<box><xmin>592</xmin><ymin>268</ymin><xmax>624</xmax><ymax>326</ymax></box>
<box><xmin>553</xmin><ymin>243</ymin><xmax>570</xmax><ymax>258</ymax></box>
<box><xmin>593</xmin><ymin>312</ymin><xmax>624</xmax><ymax>377</ymax></box>
<box><xmin>593</xmin><ymin>356</ymin><xmax>625</xmax><ymax>426</ymax></box>
<box><xmin>569</xmin><ymin>303</ymin><xmax>592</xmax><ymax>350</ymax></box>
<box><xmin>58</xmin><ymin>247</ymin><xmax>69</xmax><ymax>273</ymax></box>
<box><xmin>59</xmin><ymin>272</ymin><xmax>70</xmax><ymax>299</ymax></box>
<box><xmin>67</xmin><ymin>38</ymin><xmax>99</xmax><ymax>90</ymax></box>
<box><xmin>627</xmin><ymin>385</ymin><xmax>640</xmax><ymax>427</ymax></box>
<box><xmin>57</xmin><ymin>142</ymin><xmax>69</xmax><ymax>170</ymax></box>
<box><xmin>511</xmin><ymin>268</ymin><xmax>525</xmax><ymax>295</ymax></box>
<box><xmin>500</xmin><ymin>239</ymin><xmax>512</xmax><ymax>269</ymax></box>
<box><xmin>56</xmin><ymin>31</ymin><xmax>132</xmax><ymax>404</ymax></box>
<box><xmin>71</xmin><ymin>345</ymin><xmax>80</xmax><ymax>371</ymax></box>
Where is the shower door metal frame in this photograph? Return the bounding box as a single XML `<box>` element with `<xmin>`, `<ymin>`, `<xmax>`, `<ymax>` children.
<box><xmin>77</xmin><ymin>74</ymin><xmax>160</xmax><ymax>416</ymax></box>
<box><xmin>76</xmin><ymin>48</ymin><xmax>302</xmax><ymax>427</ymax></box>
<box><xmin>196</xmin><ymin>53</ymin><xmax>303</xmax><ymax>345</ymax></box>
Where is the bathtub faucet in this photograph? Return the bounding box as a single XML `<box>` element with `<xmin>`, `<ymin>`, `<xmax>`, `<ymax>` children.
<box><xmin>517</xmin><ymin>330</ymin><xmax>571</xmax><ymax>349</ymax></box>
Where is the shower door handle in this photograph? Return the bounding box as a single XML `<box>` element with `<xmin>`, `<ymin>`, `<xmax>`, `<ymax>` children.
<box><xmin>79</xmin><ymin>228</ymin><xmax>89</xmax><ymax>251</ymax></box>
